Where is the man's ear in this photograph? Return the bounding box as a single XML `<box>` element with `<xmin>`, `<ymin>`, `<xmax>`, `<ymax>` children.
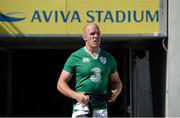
<box><xmin>83</xmin><ymin>34</ymin><xmax>87</xmax><ymax>41</ymax></box>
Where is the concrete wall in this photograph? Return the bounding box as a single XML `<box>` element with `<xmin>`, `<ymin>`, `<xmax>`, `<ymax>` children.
<box><xmin>166</xmin><ymin>0</ymin><xmax>180</xmax><ymax>116</ymax></box>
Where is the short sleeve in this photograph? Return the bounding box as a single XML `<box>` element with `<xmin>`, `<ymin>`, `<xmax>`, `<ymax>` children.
<box><xmin>63</xmin><ymin>54</ymin><xmax>76</xmax><ymax>74</ymax></box>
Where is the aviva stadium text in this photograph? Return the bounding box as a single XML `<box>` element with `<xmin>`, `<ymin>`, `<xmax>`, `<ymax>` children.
<box><xmin>31</xmin><ymin>10</ymin><xmax>159</xmax><ymax>23</ymax></box>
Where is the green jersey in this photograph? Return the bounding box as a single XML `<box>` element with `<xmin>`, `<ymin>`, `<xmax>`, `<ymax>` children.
<box><xmin>63</xmin><ymin>47</ymin><xmax>117</xmax><ymax>109</ymax></box>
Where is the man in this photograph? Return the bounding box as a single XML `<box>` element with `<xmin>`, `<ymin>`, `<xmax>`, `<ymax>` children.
<box><xmin>57</xmin><ymin>23</ymin><xmax>122</xmax><ymax>117</ymax></box>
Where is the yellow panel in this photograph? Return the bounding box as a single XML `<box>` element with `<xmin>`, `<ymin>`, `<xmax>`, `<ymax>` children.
<box><xmin>0</xmin><ymin>0</ymin><xmax>160</xmax><ymax>35</ymax></box>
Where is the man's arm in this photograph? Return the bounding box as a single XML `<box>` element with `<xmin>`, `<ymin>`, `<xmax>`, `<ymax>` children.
<box><xmin>108</xmin><ymin>71</ymin><xmax>122</xmax><ymax>102</ymax></box>
<box><xmin>57</xmin><ymin>70</ymin><xmax>89</xmax><ymax>104</ymax></box>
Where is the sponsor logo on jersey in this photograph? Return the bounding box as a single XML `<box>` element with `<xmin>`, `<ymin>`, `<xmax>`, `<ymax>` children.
<box><xmin>100</xmin><ymin>57</ymin><xmax>106</xmax><ymax>64</ymax></box>
<box><xmin>82</xmin><ymin>57</ymin><xmax>90</xmax><ymax>62</ymax></box>
<box><xmin>90</xmin><ymin>67</ymin><xmax>101</xmax><ymax>82</ymax></box>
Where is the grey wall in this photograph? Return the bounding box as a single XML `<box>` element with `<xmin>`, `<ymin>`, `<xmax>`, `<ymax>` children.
<box><xmin>166</xmin><ymin>0</ymin><xmax>180</xmax><ymax>116</ymax></box>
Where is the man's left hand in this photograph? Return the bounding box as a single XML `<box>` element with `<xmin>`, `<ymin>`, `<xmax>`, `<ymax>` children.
<box><xmin>108</xmin><ymin>89</ymin><xmax>119</xmax><ymax>102</ymax></box>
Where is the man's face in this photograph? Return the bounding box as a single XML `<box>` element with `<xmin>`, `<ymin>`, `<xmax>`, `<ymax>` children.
<box><xmin>84</xmin><ymin>25</ymin><xmax>101</xmax><ymax>48</ymax></box>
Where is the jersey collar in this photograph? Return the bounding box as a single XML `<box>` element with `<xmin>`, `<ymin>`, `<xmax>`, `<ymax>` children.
<box><xmin>83</xmin><ymin>47</ymin><xmax>100</xmax><ymax>59</ymax></box>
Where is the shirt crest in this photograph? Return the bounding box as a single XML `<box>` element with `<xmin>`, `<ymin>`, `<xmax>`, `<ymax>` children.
<box><xmin>100</xmin><ymin>57</ymin><xmax>106</xmax><ymax>64</ymax></box>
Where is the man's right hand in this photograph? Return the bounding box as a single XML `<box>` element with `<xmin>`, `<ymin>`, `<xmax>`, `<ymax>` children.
<box><xmin>75</xmin><ymin>92</ymin><xmax>90</xmax><ymax>105</ymax></box>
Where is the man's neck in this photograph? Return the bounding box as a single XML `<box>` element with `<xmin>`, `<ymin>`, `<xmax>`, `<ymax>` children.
<box><xmin>84</xmin><ymin>46</ymin><xmax>100</xmax><ymax>58</ymax></box>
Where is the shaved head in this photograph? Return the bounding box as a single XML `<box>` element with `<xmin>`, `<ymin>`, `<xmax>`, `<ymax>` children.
<box><xmin>82</xmin><ymin>23</ymin><xmax>101</xmax><ymax>49</ymax></box>
<box><xmin>83</xmin><ymin>23</ymin><xmax>100</xmax><ymax>37</ymax></box>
